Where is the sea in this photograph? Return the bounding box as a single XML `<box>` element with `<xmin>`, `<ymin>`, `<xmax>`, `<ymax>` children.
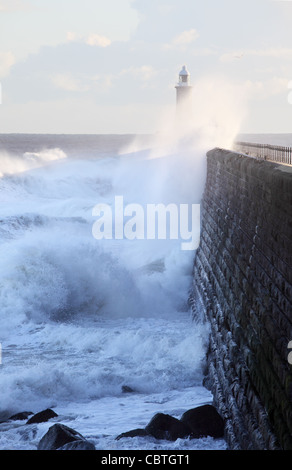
<box><xmin>0</xmin><ymin>131</ymin><xmax>290</xmax><ymax>452</ymax></box>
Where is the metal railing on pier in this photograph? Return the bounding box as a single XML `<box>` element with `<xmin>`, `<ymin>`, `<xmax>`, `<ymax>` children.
<box><xmin>234</xmin><ymin>141</ymin><xmax>292</xmax><ymax>165</ymax></box>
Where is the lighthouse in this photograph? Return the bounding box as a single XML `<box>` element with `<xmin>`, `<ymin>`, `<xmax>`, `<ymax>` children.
<box><xmin>175</xmin><ymin>65</ymin><xmax>192</xmax><ymax>124</ymax></box>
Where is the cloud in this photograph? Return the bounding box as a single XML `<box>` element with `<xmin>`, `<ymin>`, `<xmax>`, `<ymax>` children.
<box><xmin>0</xmin><ymin>0</ymin><xmax>33</xmax><ymax>12</ymax></box>
<box><xmin>86</xmin><ymin>33</ymin><xmax>111</xmax><ymax>47</ymax></box>
<box><xmin>51</xmin><ymin>73</ymin><xmax>88</xmax><ymax>92</ymax></box>
<box><xmin>119</xmin><ymin>65</ymin><xmax>157</xmax><ymax>86</ymax></box>
<box><xmin>220</xmin><ymin>47</ymin><xmax>292</xmax><ymax>62</ymax></box>
<box><xmin>0</xmin><ymin>51</ymin><xmax>16</xmax><ymax>78</ymax></box>
<box><xmin>51</xmin><ymin>70</ymin><xmax>114</xmax><ymax>95</ymax></box>
<box><xmin>172</xmin><ymin>29</ymin><xmax>199</xmax><ymax>46</ymax></box>
<box><xmin>66</xmin><ymin>32</ymin><xmax>78</xmax><ymax>42</ymax></box>
<box><xmin>163</xmin><ymin>28</ymin><xmax>199</xmax><ymax>50</ymax></box>
<box><xmin>67</xmin><ymin>31</ymin><xmax>111</xmax><ymax>48</ymax></box>
<box><xmin>157</xmin><ymin>4</ymin><xmax>176</xmax><ymax>15</ymax></box>
<box><xmin>243</xmin><ymin>76</ymin><xmax>289</xmax><ymax>99</ymax></box>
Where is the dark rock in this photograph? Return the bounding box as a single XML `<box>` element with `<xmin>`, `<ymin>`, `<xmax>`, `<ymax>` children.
<box><xmin>37</xmin><ymin>423</ymin><xmax>89</xmax><ymax>450</ymax></box>
<box><xmin>116</xmin><ymin>428</ymin><xmax>149</xmax><ymax>440</ymax></box>
<box><xmin>121</xmin><ymin>385</ymin><xmax>135</xmax><ymax>393</ymax></box>
<box><xmin>8</xmin><ymin>411</ymin><xmax>33</xmax><ymax>421</ymax></box>
<box><xmin>180</xmin><ymin>405</ymin><xmax>224</xmax><ymax>438</ymax></box>
<box><xmin>145</xmin><ymin>413</ymin><xmax>192</xmax><ymax>441</ymax></box>
<box><xmin>57</xmin><ymin>440</ymin><xmax>96</xmax><ymax>450</ymax></box>
<box><xmin>27</xmin><ymin>408</ymin><xmax>58</xmax><ymax>424</ymax></box>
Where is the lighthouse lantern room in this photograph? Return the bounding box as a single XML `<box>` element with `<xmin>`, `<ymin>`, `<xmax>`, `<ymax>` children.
<box><xmin>175</xmin><ymin>65</ymin><xmax>192</xmax><ymax>123</ymax></box>
<box><xmin>178</xmin><ymin>65</ymin><xmax>191</xmax><ymax>86</ymax></box>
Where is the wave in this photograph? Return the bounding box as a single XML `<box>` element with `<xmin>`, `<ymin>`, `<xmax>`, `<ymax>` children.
<box><xmin>0</xmin><ymin>148</ymin><xmax>67</xmax><ymax>177</ymax></box>
<box><xmin>0</xmin><ymin>316</ymin><xmax>209</xmax><ymax>417</ymax></box>
<box><xmin>0</xmin><ymin>131</ymin><xmax>213</xmax><ymax>422</ymax></box>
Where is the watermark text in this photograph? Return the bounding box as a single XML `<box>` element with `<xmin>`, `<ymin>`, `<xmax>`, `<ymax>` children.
<box><xmin>92</xmin><ymin>196</ymin><xmax>200</xmax><ymax>251</ymax></box>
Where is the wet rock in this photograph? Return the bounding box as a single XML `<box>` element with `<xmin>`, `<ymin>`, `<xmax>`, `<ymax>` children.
<box><xmin>180</xmin><ymin>405</ymin><xmax>224</xmax><ymax>438</ymax></box>
<box><xmin>121</xmin><ymin>385</ymin><xmax>135</xmax><ymax>393</ymax></box>
<box><xmin>116</xmin><ymin>428</ymin><xmax>149</xmax><ymax>440</ymax></box>
<box><xmin>114</xmin><ymin>405</ymin><xmax>225</xmax><ymax>443</ymax></box>
<box><xmin>57</xmin><ymin>440</ymin><xmax>96</xmax><ymax>450</ymax></box>
<box><xmin>38</xmin><ymin>423</ymin><xmax>90</xmax><ymax>450</ymax></box>
<box><xmin>26</xmin><ymin>408</ymin><xmax>58</xmax><ymax>424</ymax></box>
<box><xmin>8</xmin><ymin>411</ymin><xmax>33</xmax><ymax>421</ymax></box>
<box><xmin>145</xmin><ymin>413</ymin><xmax>192</xmax><ymax>441</ymax></box>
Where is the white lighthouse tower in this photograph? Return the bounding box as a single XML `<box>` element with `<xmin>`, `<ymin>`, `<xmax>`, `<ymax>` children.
<box><xmin>175</xmin><ymin>65</ymin><xmax>192</xmax><ymax>124</ymax></box>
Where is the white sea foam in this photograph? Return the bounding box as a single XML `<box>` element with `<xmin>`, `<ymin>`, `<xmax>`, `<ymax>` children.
<box><xmin>0</xmin><ymin>131</ymin><xmax>227</xmax><ymax>450</ymax></box>
<box><xmin>0</xmin><ymin>147</ymin><xmax>67</xmax><ymax>177</ymax></box>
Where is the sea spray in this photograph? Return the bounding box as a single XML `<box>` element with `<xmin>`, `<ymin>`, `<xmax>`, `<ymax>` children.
<box><xmin>0</xmin><ymin>131</ymin><xmax>225</xmax><ymax>450</ymax></box>
<box><xmin>0</xmin><ymin>148</ymin><xmax>67</xmax><ymax>177</ymax></box>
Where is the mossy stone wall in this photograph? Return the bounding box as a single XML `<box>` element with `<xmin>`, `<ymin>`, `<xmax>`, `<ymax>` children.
<box><xmin>191</xmin><ymin>148</ymin><xmax>292</xmax><ymax>450</ymax></box>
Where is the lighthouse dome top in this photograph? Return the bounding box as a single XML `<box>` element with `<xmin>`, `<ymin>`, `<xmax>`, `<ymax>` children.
<box><xmin>179</xmin><ymin>65</ymin><xmax>190</xmax><ymax>76</ymax></box>
<box><xmin>177</xmin><ymin>65</ymin><xmax>191</xmax><ymax>86</ymax></box>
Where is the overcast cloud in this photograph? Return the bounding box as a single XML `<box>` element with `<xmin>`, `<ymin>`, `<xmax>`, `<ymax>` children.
<box><xmin>0</xmin><ymin>0</ymin><xmax>292</xmax><ymax>133</ymax></box>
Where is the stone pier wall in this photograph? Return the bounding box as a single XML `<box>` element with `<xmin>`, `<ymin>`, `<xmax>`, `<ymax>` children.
<box><xmin>190</xmin><ymin>148</ymin><xmax>292</xmax><ymax>450</ymax></box>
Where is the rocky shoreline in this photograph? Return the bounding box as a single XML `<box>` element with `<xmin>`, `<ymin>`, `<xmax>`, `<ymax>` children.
<box><xmin>2</xmin><ymin>404</ymin><xmax>225</xmax><ymax>450</ymax></box>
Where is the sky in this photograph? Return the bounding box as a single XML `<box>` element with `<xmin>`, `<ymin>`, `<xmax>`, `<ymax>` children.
<box><xmin>1</xmin><ymin>0</ymin><xmax>292</xmax><ymax>134</ymax></box>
